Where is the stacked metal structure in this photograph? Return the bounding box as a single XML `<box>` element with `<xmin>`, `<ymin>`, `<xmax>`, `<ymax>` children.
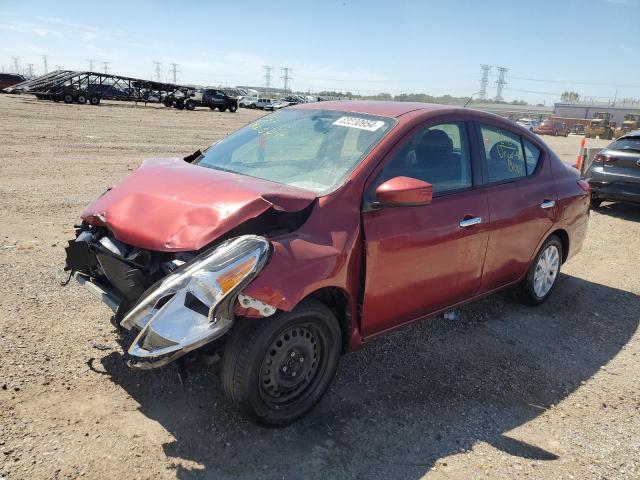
<box><xmin>4</xmin><ymin>70</ymin><xmax>187</xmax><ymax>105</ymax></box>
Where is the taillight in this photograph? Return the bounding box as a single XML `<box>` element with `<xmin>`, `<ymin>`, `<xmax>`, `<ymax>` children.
<box><xmin>593</xmin><ymin>153</ymin><xmax>618</xmax><ymax>164</ymax></box>
<box><xmin>577</xmin><ymin>179</ymin><xmax>590</xmax><ymax>193</ymax></box>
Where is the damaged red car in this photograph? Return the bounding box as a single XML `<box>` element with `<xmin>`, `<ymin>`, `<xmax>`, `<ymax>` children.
<box><xmin>65</xmin><ymin>101</ymin><xmax>590</xmax><ymax>426</ymax></box>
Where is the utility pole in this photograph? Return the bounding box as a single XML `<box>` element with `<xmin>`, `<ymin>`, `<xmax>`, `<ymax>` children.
<box><xmin>41</xmin><ymin>55</ymin><xmax>48</xmax><ymax>74</ymax></box>
<box><xmin>169</xmin><ymin>63</ymin><xmax>179</xmax><ymax>84</ymax></box>
<box><xmin>12</xmin><ymin>56</ymin><xmax>19</xmax><ymax>73</ymax></box>
<box><xmin>152</xmin><ymin>61</ymin><xmax>162</xmax><ymax>82</ymax></box>
<box><xmin>478</xmin><ymin>64</ymin><xmax>491</xmax><ymax>100</ymax></box>
<box><xmin>262</xmin><ymin>65</ymin><xmax>274</xmax><ymax>97</ymax></box>
<box><xmin>280</xmin><ymin>67</ymin><xmax>292</xmax><ymax>93</ymax></box>
<box><xmin>26</xmin><ymin>63</ymin><xmax>34</xmax><ymax>78</ymax></box>
<box><xmin>87</xmin><ymin>59</ymin><xmax>95</xmax><ymax>71</ymax></box>
<box><xmin>494</xmin><ymin>66</ymin><xmax>509</xmax><ymax>102</ymax></box>
<box><xmin>55</xmin><ymin>65</ymin><xmax>62</xmax><ymax>70</ymax></box>
<box><xmin>102</xmin><ymin>61</ymin><xmax>110</xmax><ymax>74</ymax></box>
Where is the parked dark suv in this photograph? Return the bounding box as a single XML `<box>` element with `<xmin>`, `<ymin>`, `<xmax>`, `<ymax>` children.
<box><xmin>586</xmin><ymin>130</ymin><xmax>640</xmax><ymax>208</ymax></box>
<box><xmin>165</xmin><ymin>88</ymin><xmax>238</xmax><ymax>112</ymax></box>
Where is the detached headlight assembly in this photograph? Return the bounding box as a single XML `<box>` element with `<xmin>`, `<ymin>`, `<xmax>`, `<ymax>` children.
<box><xmin>121</xmin><ymin>235</ymin><xmax>271</xmax><ymax>368</ymax></box>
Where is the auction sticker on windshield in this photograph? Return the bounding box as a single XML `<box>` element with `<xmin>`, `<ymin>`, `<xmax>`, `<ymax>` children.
<box><xmin>333</xmin><ymin>116</ymin><xmax>385</xmax><ymax>131</ymax></box>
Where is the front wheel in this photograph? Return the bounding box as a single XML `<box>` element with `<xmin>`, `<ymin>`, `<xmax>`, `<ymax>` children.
<box><xmin>185</xmin><ymin>100</ymin><xmax>196</xmax><ymax>111</ymax></box>
<box><xmin>228</xmin><ymin>104</ymin><xmax>237</xmax><ymax>113</ymax></box>
<box><xmin>218</xmin><ymin>106</ymin><xmax>227</xmax><ymax>112</ymax></box>
<box><xmin>519</xmin><ymin>235</ymin><xmax>562</xmax><ymax>306</ymax></box>
<box><xmin>221</xmin><ymin>300</ymin><xmax>342</xmax><ymax>428</ymax></box>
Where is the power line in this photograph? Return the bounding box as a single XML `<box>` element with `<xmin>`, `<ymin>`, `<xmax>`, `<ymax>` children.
<box><xmin>494</xmin><ymin>66</ymin><xmax>509</xmax><ymax>101</ymax></box>
<box><xmin>281</xmin><ymin>67</ymin><xmax>292</xmax><ymax>93</ymax></box>
<box><xmin>169</xmin><ymin>63</ymin><xmax>179</xmax><ymax>84</ymax></box>
<box><xmin>509</xmin><ymin>75</ymin><xmax>640</xmax><ymax>89</ymax></box>
<box><xmin>262</xmin><ymin>65</ymin><xmax>274</xmax><ymax>96</ymax></box>
<box><xmin>152</xmin><ymin>61</ymin><xmax>162</xmax><ymax>82</ymax></box>
<box><xmin>478</xmin><ymin>65</ymin><xmax>491</xmax><ymax>100</ymax></box>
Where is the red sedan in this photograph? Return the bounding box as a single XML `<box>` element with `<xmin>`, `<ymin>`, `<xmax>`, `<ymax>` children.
<box><xmin>65</xmin><ymin>101</ymin><xmax>590</xmax><ymax>426</ymax></box>
<box><xmin>535</xmin><ymin>120</ymin><xmax>569</xmax><ymax>137</ymax></box>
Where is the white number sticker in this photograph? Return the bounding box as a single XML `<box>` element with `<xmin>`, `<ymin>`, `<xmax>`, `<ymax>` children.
<box><xmin>333</xmin><ymin>116</ymin><xmax>385</xmax><ymax>131</ymax></box>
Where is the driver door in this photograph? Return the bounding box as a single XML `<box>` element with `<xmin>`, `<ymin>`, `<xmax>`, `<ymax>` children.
<box><xmin>360</xmin><ymin>121</ymin><xmax>490</xmax><ymax>337</ymax></box>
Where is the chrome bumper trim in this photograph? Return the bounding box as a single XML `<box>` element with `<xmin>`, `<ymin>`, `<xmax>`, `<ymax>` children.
<box><xmin>74</xmin><ymin>272</ymin><xmax>120</xmax><ymax>313</ymax></box>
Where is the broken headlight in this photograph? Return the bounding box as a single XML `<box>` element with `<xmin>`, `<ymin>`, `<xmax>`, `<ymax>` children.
<box><xmin>121</xmin><ymin>235</ymin><xmax>271</xmax><ymax>368</ymax></box>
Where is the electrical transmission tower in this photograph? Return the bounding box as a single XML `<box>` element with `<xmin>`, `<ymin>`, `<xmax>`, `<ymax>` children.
<box><xmin>26</xmin><ymin>63</ymin><xmax>34</xmax><ymax>78</ymax></box>
<box><xmin>41</xmin><ymin>55</ymin><xmax>48</xmax><ymax>73</ymax></box>
<box><xmin>87</xmin><ymin>59</ymin><xmax>95</xmax><ymax>71</ymax></box>
<box><xmin>12</xmin><ymin>56</ymin><xmax>19</xmax><ymax>73</ymax></box>
<box><xmin>169</xmin><ymin>63</ymin><xmax>179</xmax><ymax>84</ymax></box>
<box><xmin>102</xmin><ymin>61</ymin><xmax>110</xmax><ymax>74</ymax></box>
<box><xmin>281</xmin><ymin>67</ymin><xmax>292</xmax><ymax>93</ymax></box>
<box><xmin>153</xmin><ymin>61</ymin><xmax>162</xmax><ymax>82</ymax></box>
<box><xmin>494</xmin><ymin>67</ymin><xmax>509</xmax><ymax>102</ymax></box>
<box><xmin>478</xmin><ymin>65</ymin><xmax>491</xmax><ymax>100</ymax></box>
<box><xmin>262</xmin><ymin>65</ymin><xmax>274</xmax><ymax>96</ymax></box>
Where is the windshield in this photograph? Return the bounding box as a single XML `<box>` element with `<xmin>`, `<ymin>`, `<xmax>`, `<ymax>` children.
<box><xmin>609</xmin><ymin>137</ymin><xmax>640</xmax><ymax>152</ymax></box>
<box><xmin>195</xmin><ymin>109</ymin><xmax>395</xmax><ymax>194</ymax></box>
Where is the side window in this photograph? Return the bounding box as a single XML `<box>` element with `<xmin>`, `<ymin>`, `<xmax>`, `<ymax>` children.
<box><xmin>523</xmin><ymin>139</ymin><xmax>541</xmax><ymax>175</ymax></box>
<box><xmin>480</xmin><ymin>124</ymin><xmax>526</xmax><ymax>182</ymax></box>
<box><xmin>377</xmin><ymin>122</ymin><xmax>472</xmax><ymax>195</ymax></box>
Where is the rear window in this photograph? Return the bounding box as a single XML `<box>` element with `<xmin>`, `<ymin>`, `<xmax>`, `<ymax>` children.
<box><xmin>608</xmin><ymin>137</ymin><xmax>640</xmax><ymax>152</ymax></box>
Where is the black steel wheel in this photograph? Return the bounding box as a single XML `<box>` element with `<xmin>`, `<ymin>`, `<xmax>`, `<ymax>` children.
<box><xmin>221</xmin><ymin>300</ymin><xmax>341</xmax><ymax>427</ymax></box>
<box><xmin>63</xmin><ymin>93</ymin><xmax>74</xmax><ymax>104</ymax></box>
<box><xmin>89</xmin><ymin>95</ymin><xmax>101</xmax><ymax>106</ymax></box>
<box><xmin>77</xmin><ymin>94</ymin><xmax>87</xmax><ymax>105</ymax></box>
<box><xmin>185</xmin><ymin>100</ymin><xmax>196</xmax><ymax>111</ymax></box>
<box><xmin>228</xmin><ymin>104</ymin><xmax>237</xmax><ymax>113</ymax></box>
<box><xmin>218</xmin><ymin>106</ymin><xmax>227</xmax><ymax>112</ymax></box>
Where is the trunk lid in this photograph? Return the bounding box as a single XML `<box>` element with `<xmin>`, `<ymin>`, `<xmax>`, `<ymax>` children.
<box><xmin>82</xmin><ymin>158</ymin><xmax>316</xmax><ymax>251</ymax></box>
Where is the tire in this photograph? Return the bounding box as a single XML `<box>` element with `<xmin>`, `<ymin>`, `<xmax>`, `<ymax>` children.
<box><xmin>209</xmin><ymin>106</ymin><xmax>216</xmax><ymax>111</ymax></box>
<box><xmin>77</xmin><ymin>94</ymin><xmax>87</xmax><ymax>105</ymax></box>
<box><xmin>590</xmin><ymin>196</ymin><xmax>602</xmax><ymax>209</ymax></box>
<box><xmin>175</xmin><ymin>102</ymin><xmax>184</xmax><ymax>110</ymax></box>
<box><xmin>228</xmin><ymin>104</ymin><xmax>237</xmax><ymax>113</ymax></box>
<box><xmin>519</xmin><ymin>235</ymin><xmax>562</xmax><ymax>306</ymax></box>
<box><xmin>63</xmin><ymin>93</ymin><xmax>74</xmax><ymax>104</ymax></box>
<box><xmin>218</xmin><ymin>106</ymin><xmax>227</xmax><ymax>112</ymax></box>
<box><xmin>221</xmin><ymin>299</ymin><xmax>342</xmax><ymax>428</ymax></box>
<box><xmin>163</xmin><ymin>97</ymin><xmax>173</xmax><ymax>107</ymax></box>
<box><xmin>185</xmin><ymin>100</ymin><xmax>196</xmax><ymax>111</ymax></box>
<box><xmin>249</xmin><ymin>104</ymin><xmax>256</xmax><ymax>109</ymax></box>
<box><xmin>89</xmin><ymin>95</ymin><xmax>101</xmax><ymax>106</ymax></box>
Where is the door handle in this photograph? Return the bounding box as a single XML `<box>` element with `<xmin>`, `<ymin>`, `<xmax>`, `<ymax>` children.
<box><xmin>540</xmin><ymin>200</ymin><xmax>556</xmax><ymax>209</ymax></box>
<box><xmin>459</xmin><ymin>216</ymin><xmax>482</xmax><ymax>228</ymax></box>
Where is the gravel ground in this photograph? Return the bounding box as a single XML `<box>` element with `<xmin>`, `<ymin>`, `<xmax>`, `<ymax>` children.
<box><xmin>0</xmin><ymin>94</ymin><xmax>638</xmax><ymax>480</ymax></box>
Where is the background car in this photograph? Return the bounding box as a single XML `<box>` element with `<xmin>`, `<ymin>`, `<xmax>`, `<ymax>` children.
<box><xmin>263</xmin><ymin>99</ymin><xmax>289</xmax><ymax>111</ymax></box>
<box><xmin>239</xmin><ymin>96</ymin><xmax>259</xmax><ymax>108</ymax></box>
<box><xmin>536</xmin><ymin>120</ymin><xmax>569</xmax><ymax>136</ymax></box>
<box><xmin>516</xmin><ymin>118</ymin><xmax>539</xmax><ymax>131</ymax></box>
<box><xmin>585</xmin><ymin>130</ymin><xmax>640</xmax><ymax>208</ymax></box>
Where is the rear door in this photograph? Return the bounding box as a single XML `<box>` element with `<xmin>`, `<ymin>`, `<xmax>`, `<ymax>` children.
<box><xmin>475</xmin><ymin>122</ymin><xmax>557</xmax><ymax>292</ymax></box>
<box><xmin>360</xmin><ymin>121</ymin><xmax>490</xmax><ymax>337</ymax></box>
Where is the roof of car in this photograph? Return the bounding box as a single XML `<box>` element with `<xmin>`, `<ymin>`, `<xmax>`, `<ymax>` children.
<box><xmin>620</xmin><ymin>129</ymin><xmax>640</xmax><ymax>139</ymax></box>
<box><xmin>291</xmin><ymin>100</ymin><xmax>451</xmax><ymax>118</ymax></box>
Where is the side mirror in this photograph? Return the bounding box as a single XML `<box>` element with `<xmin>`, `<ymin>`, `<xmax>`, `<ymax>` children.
<box><xmin>375</xmin><ymin>176</ymin><xmax>433</xmax><ymax>207</ymax></box>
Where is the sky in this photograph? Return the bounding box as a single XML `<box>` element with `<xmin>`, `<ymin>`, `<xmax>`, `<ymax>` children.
<box><xmin>1</xmin><ymin>0</ymin><xmax>639</xmax><ymax>104</ymax></box>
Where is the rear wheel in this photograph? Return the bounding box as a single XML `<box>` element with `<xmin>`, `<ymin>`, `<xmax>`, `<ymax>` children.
<box><xmin>89</xmin><ymin>95</ymin><xmax>101</xmax><ymax>106</ymax></box>
<box><xmin>519</xmin><ymin>235</ymin><xmax>562</xmax><ymax>306</ymax></box>
<box><xmin>228</xmin><ymin>104</ymin><xmax>237</xmax><ymax>113</ymax></box>
<box><xmin>77</xmin><ymin>94</ymin><xmax>87</xmax><ymax>105</ymax></box>
<box><xmin>221</xmin><ymin>300</ymin><xmax>341</xmax><ymax>428</ymax></box>
<box><xmin>163</xmin><ymin>97</ymin><xmax>173</xmax><ymax>107</ymax></box>
<box><xmin>185</xmin><ymin>100</ymin><xmax>196</xmax><ymax>111</ymax></box>
<box><xmin>218</xmin><ymin>106</ymin><xmax>227</xmax><ymax>112</ymax></box>
<box><xmin>63</xmin><ymin>93</ymin><xmax>74</xmax><ymax>104</ymax></box>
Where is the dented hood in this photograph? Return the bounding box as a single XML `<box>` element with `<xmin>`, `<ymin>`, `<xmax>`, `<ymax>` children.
<box><xmin>81</xmin><ymin>158</ymin><xmax>316</xmax><ymax>252</ymax></box>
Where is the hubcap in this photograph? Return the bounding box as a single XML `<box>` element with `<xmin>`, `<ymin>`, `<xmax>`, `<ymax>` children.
<box><xmin>533</xmin><ymin>245</ymin><xmax>559</xmax><ymax>298</ymax></box>
<box><xmin>259</xmin><ymin>325</ymin><xmax>321</xmax><ymax>406</ymax></box>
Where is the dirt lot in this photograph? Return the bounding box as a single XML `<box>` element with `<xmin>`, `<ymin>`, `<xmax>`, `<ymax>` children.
<box><xmin>1</xmin><ymin>94</ymin><xmax>638</xmax><ymax>480</ymax></box>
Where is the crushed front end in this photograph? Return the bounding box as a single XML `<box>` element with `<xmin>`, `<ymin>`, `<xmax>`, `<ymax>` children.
<box><xmin>64</xmin><ymin>223</ymin><xmax>271</xmax><ymax>369</ymax></box>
